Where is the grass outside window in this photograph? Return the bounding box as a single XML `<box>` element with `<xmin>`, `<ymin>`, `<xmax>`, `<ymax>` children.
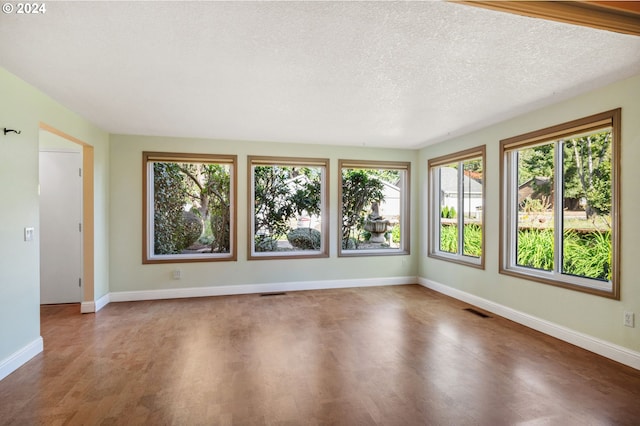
<box><xmin>500</xmin><ymin>109</ymin><xmax>620</xmax><ymax>299</ymax></box>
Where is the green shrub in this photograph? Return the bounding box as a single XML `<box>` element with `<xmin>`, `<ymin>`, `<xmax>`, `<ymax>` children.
<box><xmin>463</xmin><ymin>223</ymin><xmax>482</xmax><ymax>257</ymax></box>
<box><xmin>516</xmin><ymin>228</ymin><xmax>611</xmax><ymax>280</ymax></box>
<box><xmin>180</xmin><ymin>211</ymin><xmax>204</xmax><ymax>250</ymax></box>
<box><xmin>520</xmin><ymin>197</ymin><xmax>551</xmax><ymax>214</ymax></box>
<box><xmin>563</xmin><ymin>230</ymin><xmax>611</xmax><ymax>280</ymax></box>
<box><xmin>342</xmin><ymin>238</ymin><xmax>357</xmax><ymax>250</ymax></box>
<box><xmin>255</xmin><ymin>236</ymin><xmax>278</xmax><ymax>252</ymax></box>
<box><xmin>391</xmin><ymin>226</ymin><xmax>401</xmax><ymax>244</ymax></box>
<box><xmin>517</xmin><ymin>228</ymin><xmax>554</xmax><ymax>271</ymax></box>
<box><xmin>439</xmin><ymin>224</ymin><xmax>458</xmax><ymax>253</ymax></box>
<box><xmin>287</xmin><ymin>228</ymin><xmax>321</xmax><ymax>250</ymax></box>
<box><xmin>154</xmin><ymin>210</ymin><xmax>203</xmax><ymax>255</ymax></box>
<box><xmin>439</xmin><ymin>224</ymin><xmax>482</xmax><ymax>256</ymax></box>
<box><xmin>441</xmin><ymin>206</ymin><xmax>456</xmax><ymax>219</ymax></box>
<box><xmin>154</xmin><ymin>163</ymin><xmax>187</xmax><ymax>255</ymax></box>
<box><xmin>341</xmin><ymin>169</ymin><xmax>385</xmax><ymax>247</ymax></box>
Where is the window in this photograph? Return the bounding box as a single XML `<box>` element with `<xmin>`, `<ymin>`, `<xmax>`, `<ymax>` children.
<box><xmin>428</xmin><ymin>147</ymin><xmax>485</xmax><ymax>268</ymax></box>
<box><xmin>143</xmin><ymin>152</ymin><xmax>237</xmax><ymax>263</ymax></box>
<box><xmin>500</xmin><ymin>109</ymin><xmax>620</xmax><ymax>299</ymax></box>
<box><xmin>339</xmin><ymin>160</ymin><xmax>410</xmax><ymax>256</ymax></box>
<box><xmin>249</xmin><ymin>156</ymin><xmax>329</xmax><ymax>259</ymax></box>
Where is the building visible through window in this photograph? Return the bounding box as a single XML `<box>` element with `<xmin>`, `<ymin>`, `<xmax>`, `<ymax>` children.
<box><xmin>339</xmin><ymin>160</ymin><xmax>410</xmax><ymax>257</ymax></box>
<box><xmin>500</xmin><ymin>109</ymin><xmax>620</xmax><ymax>299</ymax></box>
<box><xmin>428</xmin><ymin>146</ymin><xmax>485</xmax><ymax>268</ymax></box>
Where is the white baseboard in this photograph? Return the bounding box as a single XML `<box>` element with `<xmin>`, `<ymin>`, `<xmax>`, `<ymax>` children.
<box><xmin>418</xmin><ymin>277</ymin><xmax>640</xmax><ymax>371</ymax></box>
<box><xmin>80</xmin><ymin>293</ymin><xmax>110</xmax><ymax>314</ymax></box>
<box><xmin>109</xmin><ymin>276</ymin><xmax>417</xmax><ymax>303</ymax></box>
<box><xmin>95</xmin><ymin>293</ymin><xmax>110</xmax><ymax>312</ymax></box>
<box><xmin>80</xmin><ymin>301</ymin><xmax>95</xmax><ymax>313</ymax></box>
<box><xmin>0</xmin><ymin>337</ymin><xmax>43</xmax><ymax>382</ymax></box>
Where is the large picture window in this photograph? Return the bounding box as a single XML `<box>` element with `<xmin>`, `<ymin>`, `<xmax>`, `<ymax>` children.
<box><xmin>500</xmin><ymin>109</ymin><xmax>620</xmax><ymax>298</ymax></box>
<box><xmin>339</xmin><ymin>160</ymin><xmax>410</xmax><ymax>256</ymax></box>
<box><xmin>428</xmin><ymin>147</ymin><xmax>485</xmax><ymax>268</ymax></box>
<box><xmin>249</xmin><ymin>156</ymin><xmax>329</xmax><ymax>259</ymax></box>
<box><xmin>143</xmin><ymin>152</ymin><xmax>237</xmax><ymax>263</ymax></box>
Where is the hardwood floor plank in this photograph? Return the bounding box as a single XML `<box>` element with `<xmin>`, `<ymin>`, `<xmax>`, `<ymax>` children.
<box><xmin>1</xmin><ymin>285</ymin><xmax>639</xmax><ymax>425</ymax></box>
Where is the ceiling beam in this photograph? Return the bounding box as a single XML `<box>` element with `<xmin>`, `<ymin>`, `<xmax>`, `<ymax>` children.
<box><xmin>453</xmin><ymin>1</ymin><xmax>640</xmax><ymax>36</ymax></box>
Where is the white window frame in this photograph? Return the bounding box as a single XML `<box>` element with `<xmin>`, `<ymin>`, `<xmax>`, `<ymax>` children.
<box><xmin>338</xmin><ymin>160</ymin><xmax>411</xmax><ymax>257</ymax></box>
<box><xmin>428</xmin><ymin>146</ymin><xmax>485</xmax><ymax>268</ymax></box>
<box><xmin>143</xmin><ymin>152</ymin><xmax>237</xmax><ymax>264</ymax></box>
<box><xmin>500</xmin><ymin>109</ymin><xmax>620</xmax><ymax>299</ymax></box>
<box><xmin>248</xmin><ymin>156</ymin><xmax>329</xmax><ymax>260</ymax></box>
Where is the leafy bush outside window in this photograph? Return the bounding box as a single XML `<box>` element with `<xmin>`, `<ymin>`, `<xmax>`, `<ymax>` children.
<box><xmin>500</xmin><ymin>109</ymin><xmax>620</xmax><ymax>299</ymax></box>
<box><xmin>249</xmin><ymin>156</ymin><xmax>329</xmax><ymax>259</ymax></box>
<box><xmin>339</xmin><ymin>160</ymin><xmax>410</xmax><ymax>256</ymax></box>
<box><xmin>143</xmin><ymin>152</ymin><xmax>236</xmax><ymax>263</ymax></box>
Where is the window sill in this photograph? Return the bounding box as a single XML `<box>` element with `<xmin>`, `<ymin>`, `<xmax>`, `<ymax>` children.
<box><xmin>499</xmin><ymin>265</ymin><xmax>617</xmax><ymax>299</ymax></box>
<box><xmin>428</xmin><ymin>252</ymin><xmax>484</xmax><ymax>269</ymax></box>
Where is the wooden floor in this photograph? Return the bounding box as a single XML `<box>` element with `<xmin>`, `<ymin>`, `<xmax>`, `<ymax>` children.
<box><xmin>1</xmin><ymin>285</ymin><xmax>640</xmax><ymax>425</ymax></box>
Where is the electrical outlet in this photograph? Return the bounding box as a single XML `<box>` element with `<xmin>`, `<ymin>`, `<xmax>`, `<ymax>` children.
<box><xmin>172</xmin><ymin>269</ymin><xmax>182</xmax><ymax>280</ymax></box>
<box><xmin>24</xmin><ymin>227</ymin><xmax>34</xmax><ymax>242</ymax></box>
<box><xmin>623</xmin><ymin>311</ymin><xmax>635</xmax><ymax>328</ymax></box>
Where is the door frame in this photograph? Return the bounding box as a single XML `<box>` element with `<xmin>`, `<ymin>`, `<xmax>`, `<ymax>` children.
<box><xmin>39</xmin><ymin>123</ymin><xmax>95</xmax><ymax>312</ymax></box>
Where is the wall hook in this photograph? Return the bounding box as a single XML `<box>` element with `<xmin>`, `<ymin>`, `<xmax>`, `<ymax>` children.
<box><xmin>4</xmin><ymin>128</ymin><xmax>22</xmax><ymax>135</ymax></box>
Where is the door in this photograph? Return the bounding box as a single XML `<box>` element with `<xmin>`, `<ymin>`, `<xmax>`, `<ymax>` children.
<box><xmin>39</xmin><ymin>150</ymin><xmax>82</xmax><ymax>304</ymax></box>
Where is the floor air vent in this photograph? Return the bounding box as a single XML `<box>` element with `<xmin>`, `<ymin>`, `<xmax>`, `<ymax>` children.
<box><xmin>464</xmin><ymin>308</ymin><xmax>491</xmax><ymax>318</ymax></box>
<box><xmin>260</xmin><ymin>292</ymin><xmax>287</xmax><ymax>297</ymax></box>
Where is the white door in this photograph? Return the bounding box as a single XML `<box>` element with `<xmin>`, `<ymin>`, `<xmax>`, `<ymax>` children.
<box><xmin>39</xmin><ymin>150</ymin><xmax>82</xmax><ymax>304</ymax></box>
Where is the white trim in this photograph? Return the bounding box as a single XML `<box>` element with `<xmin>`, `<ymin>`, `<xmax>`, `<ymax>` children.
<box><xmin>418</xmin><ymin>277</ymin><xmax>640</xmax><ymax>371</ymax></box>
<box><xmin>503</xmin><ymin>147</ymin><xmax>613</xmax><ymax>294</ymax></box>
<box><xmin>80</xmin><ymin>293</ymin><xmax>110</xmax><ymax>314</ymax></box>
<box><xmin>109</xmin><ymin>276</ymin><xmax>416</xmax><ymax>303</ymax></box>
<box><xmin>80</xmin><ymin>301</ymin><xmax>95</xmax><ymax>313</ymax></box>
<box><xmin>95</xmin><ymin>293</ymin><xmax>110</xmax><ymax>312</ymax></box>
<box><xmin>0</xmin><ymin>337</ymin><xmax>43</xmax><ymax>382</ymax></box>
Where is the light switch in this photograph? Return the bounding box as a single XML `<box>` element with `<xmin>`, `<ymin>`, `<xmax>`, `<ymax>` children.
<box><xmin>24</xmin><ymin>227</ymin><xmax>35</xmax><ymax>242</ymax></box>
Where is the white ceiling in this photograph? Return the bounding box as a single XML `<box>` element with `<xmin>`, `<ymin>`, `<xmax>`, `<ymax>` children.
<box><xmin>1</xmin><ymin>1</ymin><xmax>639</xmax><ymax>149</ymax></box>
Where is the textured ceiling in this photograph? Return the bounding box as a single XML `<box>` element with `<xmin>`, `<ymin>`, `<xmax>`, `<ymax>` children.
<box><xmin>1</xmin><ymin>1</ymin><xmax>639</xmax><ymax>149</ymax></box>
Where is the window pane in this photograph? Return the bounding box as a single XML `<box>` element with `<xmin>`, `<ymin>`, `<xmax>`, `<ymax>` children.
<box><xmin>341</xmin><ymin>167</ymin><xmax>406</xmax><ymax>252</ymax></box>
<box><xmin>252</xmin><ymin>164</ymin><xmax>324</xmax><ymax>255</ymax></box>
<box><xmin>462</xmin><ymin>159</ymin><xmax>483</xmax><ymax>257</ymax></box>
<box><xmin>561</xmin><ymin>130</ymin><xmax>612</xmax><ymax>281</ymax></box>
<box><xmin>438</xmin><ymin>163</ymin><xmax>458</xmax><ymax>254</ymax></box>
<box><xmin>515</xmin><ymin>144</ymin><xmax>554</xmax><ymax>271</ymax></box>
<box><xmin>500</xmin><ymin>109</ymin><xmax>619</xmax><ymax>297</ymax></box>
<box><xmin>428</xmin><ymin>146</ymin><xmax>484</xmax><ymax>268</ymax></box>
<box><xmin>152</xmin><ymin>161</ymin><xmax>231</xmax><ymax>256</ymax></box>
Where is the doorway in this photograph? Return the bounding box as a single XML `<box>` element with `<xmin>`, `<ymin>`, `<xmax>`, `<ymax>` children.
<box><xmin>39</xmin><ymin>148</ymin><xmax>83</xmax><ymax>304</ymax></box>
<box><xmin>38</xmin><ymin>126</ymin><xmax>95</xmax><ymax>310</ymax></box>
<box><xmin>38</xmin><ymin>125</ymin><xmax>95</xmax><ymax>312</ymax></box>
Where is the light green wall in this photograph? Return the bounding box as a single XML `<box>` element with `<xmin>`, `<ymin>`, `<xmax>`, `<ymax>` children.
<box><xmin>0</xmin><ymin>67</ymin><xmax>109</xmax><ymax>362</ymax></box>
<box><xmin>419</xmin><ymin>74</ymin><xmax>640</xmax><ymax>352</ymax></box>
<box><xmin>109</xmin><ymin>135</ymin><xmax>418</xmax><ymax>292</ymax></box>
<box><xmin>2</xmin><ymin>60</ymin><xmax>638</xmax><ymax>372</ymax></box>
